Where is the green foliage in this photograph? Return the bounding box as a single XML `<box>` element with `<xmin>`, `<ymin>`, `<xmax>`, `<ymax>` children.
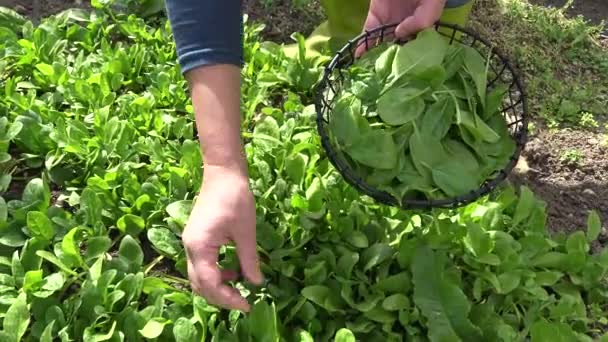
<box><xmin>327</xmin><ymin>30</ymin><xmax>515</xmax><ymax>202</ymax></box>
<box><xmin>0</xmin><ymin>3</ymin><xmax>606</xmax><ymax>342</ymax></box>
<box><xmin>473</xmin><ymin>0</ymin><xmax>608</xmax><ymax>128</ymax></box>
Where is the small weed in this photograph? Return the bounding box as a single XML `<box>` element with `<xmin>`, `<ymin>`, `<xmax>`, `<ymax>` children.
<box><xmin>579</xmin><ymin>111</ymin><xmax>599</xmax><ymax>129</ymax></box>
<box><xmin>560</xmin><ymin>148</ymin><xmax>583</xmax><ymax>165</ymax></box>
<box><xmin>528</xmin><ymin>122</ymin><xmax>537</xmax><ymax>135</ymax></box>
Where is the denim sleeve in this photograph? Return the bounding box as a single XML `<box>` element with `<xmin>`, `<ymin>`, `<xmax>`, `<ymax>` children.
<box><xmin>165</xmin><ymin>0</ymin><xmax>243</xmax><ymax>75</ymax></box>
<box><xmin>445</xmin><ymin>0</ymin><xmax>472</xmax><ymax>8</ymax></box>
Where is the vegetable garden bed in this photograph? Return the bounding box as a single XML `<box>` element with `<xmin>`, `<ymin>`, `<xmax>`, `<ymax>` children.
<box><xmin>0</xmin><ymin>0</ymin><xmax>607</xmax><ymax>341</ymax></box>
<box><xmin>468</xmin><ymin>0</ymin><xmax>608</xmax><ymax>237</ymax></box>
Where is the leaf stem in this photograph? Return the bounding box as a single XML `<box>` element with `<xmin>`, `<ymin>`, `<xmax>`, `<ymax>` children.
<box><xmin>59</xmin><ymin>271</ymin><xmax>87</xmax><ymax>300</ymax></box>
<box><xmin>160</xmin><ymin>274</ymin><xmax>190</xmax><ymax>286</ymax></box>
<box><xmin>144</xmin><ymin>255</ymin><xmax>164</xmax><ymax>275</ymax></box>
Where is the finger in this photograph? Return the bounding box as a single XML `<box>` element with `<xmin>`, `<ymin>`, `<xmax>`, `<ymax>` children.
<box><xmin>395</xmin><ymin>1</ymin><xmax>446</xmax><ymax>39</ymax></box>
<box><xmin>196</xmin><ymin>259</ymin><xmax>251</xmax><ymax>312</ymax></box>
<box><xmin>221</xmin><ymin>269</ymin><xmax>239</xmax><ymax>282</ymax></box>
<box><xmin>187</xmin><ymin>245</ymin><xmax>249</xmax><ymax>311</ymax></box>
<box><xmin>190</xmin><ymin>271</ymin><xmax>249</xmax><ymax>312</ymax></box>
<box><xmin>232</xmin><ymin>227</ymin><xmax>263</xmax><ymax>285</ymax></box>
<box><xmin>355</xmin><ymin>14</ymin><xmax>382</xmax><ymax>58</ymax></box>
<box><xmin>187</xmin><ymin>258</ymin><xmax>204</xmax><ymax>295</ymax></box>
<box><xmin>395</xmin><ymin>15</ymin><xmax>432</xmax><ymax>40</ymax></box>
<box><xmin>213</xmin><ymin>283</ymin><xmax>251</xmax><ymax>312</ymax></box>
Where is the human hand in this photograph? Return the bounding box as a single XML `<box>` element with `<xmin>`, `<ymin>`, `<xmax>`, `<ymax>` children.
<box><xmin>181</xmin><ymin>165</ymin><xmax>263</xmax><ymax>312</ymax></box>
<box><xmin>356</xmin><ymin>0</ymin><xmax>447</xmax><ymax>57</ymax></box>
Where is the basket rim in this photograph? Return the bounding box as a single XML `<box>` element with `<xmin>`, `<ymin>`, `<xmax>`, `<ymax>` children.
<box><xmin>314</xmin><ymin>21</ymin><xmax>530</xmax><ymax>209</ymax></box>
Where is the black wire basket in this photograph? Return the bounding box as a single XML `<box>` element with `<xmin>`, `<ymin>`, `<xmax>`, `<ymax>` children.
<box><xmin>314</xmin><ymin>22</ymin><xmax>529</xmax><ymax>209</ymax></box>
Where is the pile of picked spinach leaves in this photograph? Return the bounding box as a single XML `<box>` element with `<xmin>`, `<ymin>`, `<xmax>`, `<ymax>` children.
<box><xmin>329</xmin><ymin>29</ymin><xmax>515</xmax><ymax>202</ymax></box>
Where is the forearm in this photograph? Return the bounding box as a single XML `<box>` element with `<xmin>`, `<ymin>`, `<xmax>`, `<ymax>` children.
<box><xmin>187</xmin><ymin>65</ymin><xmax>247</xmax><ymax>175</ymax></box>
<box><xmin>165</xmin><ymin>0</ymin><xmax>246</xmax><ymax>175</ymax></box>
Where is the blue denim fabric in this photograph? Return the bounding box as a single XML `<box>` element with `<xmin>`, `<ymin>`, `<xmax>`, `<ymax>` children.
<box><xmin>165</xmin><ymin>0</ymin><xmax>244</xmax><ymax>74</ymax></box>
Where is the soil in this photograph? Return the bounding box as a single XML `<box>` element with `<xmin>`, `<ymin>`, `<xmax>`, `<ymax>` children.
<box><xmin>242</xmin><ymin>0</ymin><xmax>325</xmax><ymax>43</ymax></box>
<box><xmin>509</xmin><ymin>124</ymin><xmax>608</xmax><ymax>238</ymax></box>
<box><xmin>528</xmin><ymin>0</ymin><xmax>608</xmax><ymax>29</ymax></box>
<box><xmin>0</xmin><ymin>0</ymin><xmax>323</xmax><ymax>42</ymax></box>
<box><xmin>0</xmin><ymin>0</ymin><xmax>90</xmax><ymax>20</ymax></box>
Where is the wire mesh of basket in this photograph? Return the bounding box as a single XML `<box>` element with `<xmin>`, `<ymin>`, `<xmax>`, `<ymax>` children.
<box><xmin>314</xmin><ymin>21</ymin><xmax>529</xmax><ymax>209</ymax></box>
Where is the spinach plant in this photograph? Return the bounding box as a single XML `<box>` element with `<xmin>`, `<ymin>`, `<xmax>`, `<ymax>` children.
<box><xmin>0</xmin><ymin>3</ymin><xmax>606</xmax><ymax>342</ymax></box>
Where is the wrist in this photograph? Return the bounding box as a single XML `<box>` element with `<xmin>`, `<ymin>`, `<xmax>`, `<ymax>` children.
<box><xmin>201</xmin><ymin>141</ymin><xmax>248</xmax><ymax>175</ymax></box>
<box><xmin>202</xmin><ymin>163</ymin><xmax>250</xmax><ymax>187</ymax></box>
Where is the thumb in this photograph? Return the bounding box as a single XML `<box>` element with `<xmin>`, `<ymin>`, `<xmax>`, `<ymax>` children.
<box><xmin>395</xmin><ymin>0</ymin><xmax>446</xmax><ymax>40</ymax></box>
<box><xmin>233</xmin><ymin>227</ymin><xmax>263</xmax><ymax>285</ymax></box>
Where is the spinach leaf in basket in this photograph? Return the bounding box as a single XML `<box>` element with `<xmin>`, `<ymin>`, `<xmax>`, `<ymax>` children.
<box><xmin>377</xmin><ymin>87</ymin><xmax>427</xmax><ymax>126</ymax></box>
<box><xmin>463</xmin><ymin>45</ymin><xmax>490</xmax><ymax>105</ymax></box>
<box><xmin>328</xmin><ymin>27</ymin><xmax>516</xmax><ymax>201</ymax></box>
<box><xmin>347</xmin><ymin>129</ymin><xmax>398</xmax><ymax>170</ymax></box>
<box><xmin>419</xmin><ymin>95</ymin><xmax>455</xmax><ymax>139</ymax></box>
<box><xmin>391</xmin><ymin>29</ymin><xmax>449</xmax><ymax>80</ymax></box>
<box><xmin>375</xmin><ymin>44</ymin><xmax>398</xmax><ymax>80</ymax></box>
<box><xmin>329</xmin><ymin>94</ymin><xmax>366</xmax><ymax>148</ymax></box>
